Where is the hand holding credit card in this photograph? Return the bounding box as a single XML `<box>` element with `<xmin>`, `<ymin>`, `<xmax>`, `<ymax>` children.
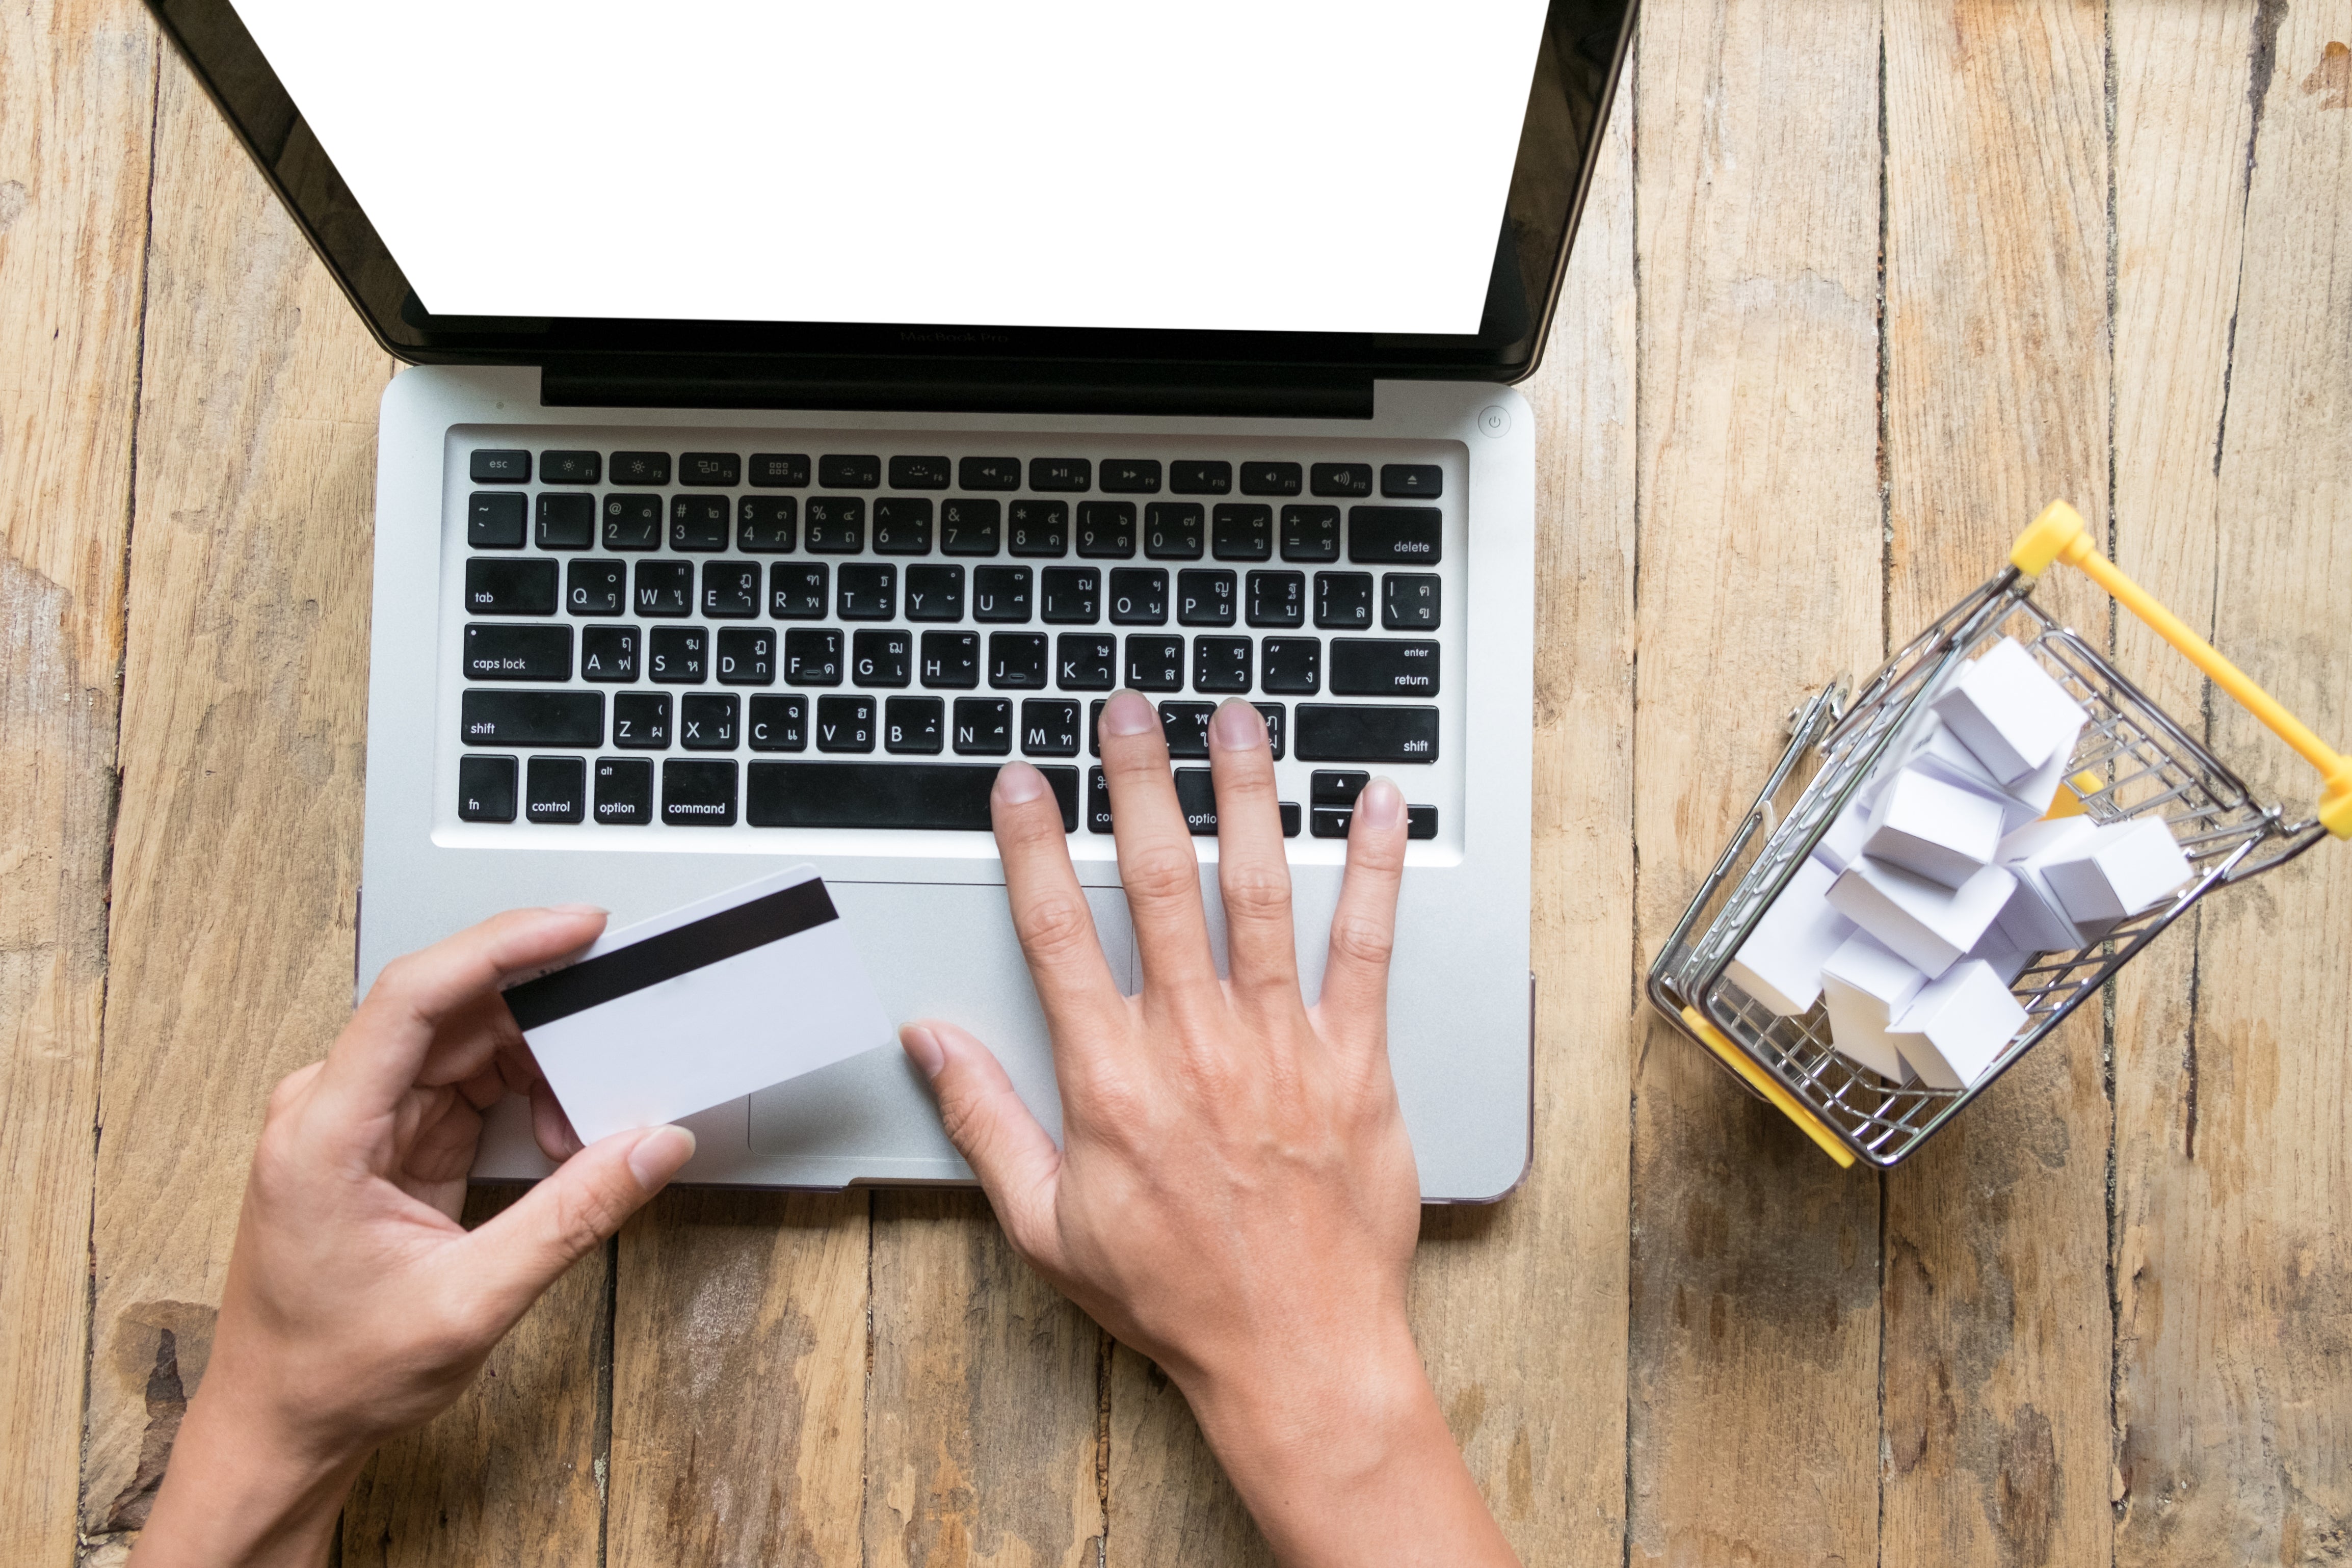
<box><xmin>502</xmin><ymin>866</ymin><xmax>892</xmax><ymax>1145</ymax></box>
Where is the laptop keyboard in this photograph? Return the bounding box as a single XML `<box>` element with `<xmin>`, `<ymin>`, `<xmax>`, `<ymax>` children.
<box><xmin>445</xmin><ymin>434</ymin><xmax>1459</xmax><ymax>847</ymax></box>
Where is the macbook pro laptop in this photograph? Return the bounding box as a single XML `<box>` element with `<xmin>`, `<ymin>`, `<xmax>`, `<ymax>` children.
<box><xmin>148</xmin><ymin>0</ymin><xmax>1634</xmax><ymax>1200</ymax></box>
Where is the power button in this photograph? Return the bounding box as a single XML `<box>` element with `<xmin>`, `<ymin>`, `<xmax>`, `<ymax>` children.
<box><xmin>1476</xmin><ymin>405</ymin><xmax>1512</xmax><ymax>438</ymax></box>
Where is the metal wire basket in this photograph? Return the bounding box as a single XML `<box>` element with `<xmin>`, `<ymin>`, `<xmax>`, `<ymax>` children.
<box><xmin>1646</xmin><ymin>503</ymin><xmax>2350</xmax><ymax>1169</ymax></box>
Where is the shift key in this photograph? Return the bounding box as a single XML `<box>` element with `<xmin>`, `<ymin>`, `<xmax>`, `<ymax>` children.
<box><xmin>460</xmin><ymin>689</ymin><xmax>603</xmax><ymax>747</ymax></box>
<box><xmin>1294</xmin><ymin>703</ymin><xmax>1439</xmax><ymax>763</ymax></box>
<box><xmin>1347</xmin><ymin>507</ymin><xmax>1442</xmax><ymax>564</ymax></box>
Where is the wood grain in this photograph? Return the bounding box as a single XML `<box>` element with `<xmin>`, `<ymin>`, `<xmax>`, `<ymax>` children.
<box><xmin>1626</xmin><ymin>0</ymin><xmax>1886</xmax><ymax>1562</ymax></box>
<box><xmin>1879</xmin><ymin>3</ymin><xmax>2115</xmax><ymax>1565</ymax></box>
<box><xmin>0</xmin><ymin>1</ymin><xmax>154</xmax><ymax>1563</ymax></box>
<box><xmin>605</xmin><ymin>1189</ymin><xmax>867</xmax><ymax>1568</ymax></box>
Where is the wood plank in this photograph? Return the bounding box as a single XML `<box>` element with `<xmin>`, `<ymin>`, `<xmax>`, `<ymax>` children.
<box><xmin>605</xmin><ymin>1189</ymin><xmax>867</xmax><ymax>1567</ymax></box>
<box><xmin>1877</xmin><ymin>3</ymin><xmax>2113</xmax><ymax>1564</ymax></box>
<box><xmin>865</xmin><ymin>1190</ymin><xmax>1102</xmax><ymax>1568</ymax></box>
<box><xmin>1626</xmin><ymin>0</ymin><xmax>1885</xmax><ymax>1561</ymax></box>
<box><xmin>0</xmin><ymin>0</ymin><xmax>155</xmax><ymax>1563</ymax></box>
<box><xmin>2112</xmin><ymin>2</ymin><xmax>2352</xmax><ymax>1560</ymax></box>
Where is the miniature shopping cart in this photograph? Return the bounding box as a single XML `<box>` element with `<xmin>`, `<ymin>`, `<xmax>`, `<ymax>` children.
<box><xmin>1645</xmin><ymin>502</ymin><xmax>2350</xmax><ymax>1169</ymax></box>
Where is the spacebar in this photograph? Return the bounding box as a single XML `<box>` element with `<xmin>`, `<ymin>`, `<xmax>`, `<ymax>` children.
<box><xmin>746</xmin><ymin>762</ymin><xmax>1079</xmax><ymax>833</ymax></box>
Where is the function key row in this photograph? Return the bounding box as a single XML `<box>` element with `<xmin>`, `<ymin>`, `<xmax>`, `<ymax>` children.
<box><xmin>470</xmin><ymin>449</ymin><xmax>1443</xmax><ymax>500</ymax></box>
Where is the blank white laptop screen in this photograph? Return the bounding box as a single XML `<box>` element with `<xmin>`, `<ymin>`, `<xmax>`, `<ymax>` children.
<box><xmin>227</xmin><ymin>0</ymin><xmax>1548</xmax><ymax>336</ymax></box>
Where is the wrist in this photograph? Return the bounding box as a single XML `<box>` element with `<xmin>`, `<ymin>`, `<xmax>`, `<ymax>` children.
<box><xmin>129</xmin><ymin>1356</ymin><xmax>367</xmax><ymax>1568</ymax></box>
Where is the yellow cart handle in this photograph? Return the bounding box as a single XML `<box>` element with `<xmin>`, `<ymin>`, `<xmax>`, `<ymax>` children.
<box><xmin>1681</xmin><ymin>1007</ymin><xmax>1857</xmax><ymax>1167</ymax></box>
<box><xmin>2012</xmin><ymin>502</ymin><xmax>2352</xmax><ymax>840</ymax></box>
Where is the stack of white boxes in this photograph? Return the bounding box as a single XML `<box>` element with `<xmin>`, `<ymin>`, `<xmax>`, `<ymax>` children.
<box><xmin>1727</xmin><ymin>639</ymin><xmax>2193</xmax><ymax>1091</ymax></box>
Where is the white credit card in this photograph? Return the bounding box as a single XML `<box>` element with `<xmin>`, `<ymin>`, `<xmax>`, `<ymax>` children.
<box><xmin>501</xmin><ymin>865</ymin><xmax>892</xmax><ymax>1145</ymax></box>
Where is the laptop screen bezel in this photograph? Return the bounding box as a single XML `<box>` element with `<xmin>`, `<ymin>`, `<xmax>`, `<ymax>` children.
<box><xmin>144</xmin><ymin>0</ymin><xmax>1633</xmax><ymax>392</ymax></box>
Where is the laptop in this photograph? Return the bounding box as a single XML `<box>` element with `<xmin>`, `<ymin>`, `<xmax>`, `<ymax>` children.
<box><xmin>148</xmin><ymin>0</ymin><xmax>1633</xmax><ymax>1201</ymax></box>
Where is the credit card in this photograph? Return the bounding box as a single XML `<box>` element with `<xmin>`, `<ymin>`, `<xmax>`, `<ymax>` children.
<box><xmin>501</xmin><ymin>865</ymin><xmax>892</xmax><ymax>1145</ymax></box>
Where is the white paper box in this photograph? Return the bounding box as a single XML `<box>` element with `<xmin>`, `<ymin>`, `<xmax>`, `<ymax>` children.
<box><xmin>1862</xmin><ymin>770</ymin><xmax>2004</xmax><ymax>888</ymax></box>
<box><xmin>1968</xmin><ymin>938</ymin><xmax>2035</xmax><ymax>987</ymax></box>
<box><xmin>1826</xmin><ymin>857</ymin><xmax>2017</xmax><ymax>979</ymax></box>
<box><xmin>1820</xmin><ymin>933</ymin><xmax>1926</xmax><ymax>1081</ymax></box>
<box><xmin>1931</xmin><ymin>637</ymin><xmax>2088</xmax><ymax>783</ymax></box>
<box><xmin>1811</xmin><ymin>797</ymin><xmax>1872</xmax><ymax>874</ymax></box>
<box><xmin>2042</xmin><ymin>817</ymin><xmax>2194</xmax><ymax>927</ymax></box>
<box><xmin>1898</xmin><ymin>718</ymin><xmax>2068</xmax><ymax>834</ymax></box>
<box><xmin>1888</xmin><ymin>960</ymin><xmax>2028</xmax><ymax>1090</ymax></box>
<box><xmin>1727</xmin><ymin>857</ymin><xmax>1855</xmax><ymax>1016</ymax></box>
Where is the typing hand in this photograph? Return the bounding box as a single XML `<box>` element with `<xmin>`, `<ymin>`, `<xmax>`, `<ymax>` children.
<box><xmin>132</xmin><ymin>908</ymin><xmax>696</xmax><ymax>1568</ymax></box>
<box><xmin>904</xmin><ymin>691</ymin><xmax>1518</xmax><ymax>1568</ymax></box>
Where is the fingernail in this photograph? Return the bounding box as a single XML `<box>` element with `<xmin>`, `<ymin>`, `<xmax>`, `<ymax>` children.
<box><xmin>549</xmin><ymin>902</ymin><xmax>609</xmax><ymax>917</ymax></box>
<box><xmin>1102</xmin><ymin>689</ymin><xmax>1157</xmax><ymax>737</ymax></box>
<box><xmin>1211</xmin><ymin>699</ymin><xmax>1263</xmax><ymax>751</ymax></box>
<box><xmin>627</xmin><ymin>1124</ymin><xmax>696</xmax><ymax>1187</ymax></box>
<box><xmin>1358</xmin><ymin>776</ymin><xmax>1406</xmax><ymax>830</ymax></box>
<box><xmin>995</xmin><ymin>762</ymin><xmax>1046</xmax><ymax>805</ymax></box>
<box><xmin>901</xmin><ymin>1024</ymin><xmax>946</xmax><ymax>1079</ymax></box>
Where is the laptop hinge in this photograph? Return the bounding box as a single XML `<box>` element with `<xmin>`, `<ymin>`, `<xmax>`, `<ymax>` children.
<box><xmin>537</xmin><ymin>357</ymin><xmax>1378</xmax><ymax>421</ymax></box>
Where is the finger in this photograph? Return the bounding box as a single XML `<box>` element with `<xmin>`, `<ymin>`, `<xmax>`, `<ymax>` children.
<box><xmin>991</xmin><ymin>762</ymin><xmax>1127</xmax><ymax>1043</ymax></box>
<box><xmin>1097</xmin><ymin>689</ymin><xmax>1219</xmax><ymax>998</ymax></box>
<box><xmin>902</xmin><ymin>1021</ymin><xmax>1063</xmax><ymax>1267</ymax></box>
<box><xmin>1206</xmin><ymin>699</ymin><xmax>1299</xmax><ymax>1006</ymax></box>
<box><xmin>1317</xmin><ymin>776</ymin><xmax>1408</xmax><ymax>1042</ymax></box>
<box><xmin>531</xmin><ymin>1078</ymin><xmax>584</xmax><ymax>1161</ymax></box>
<box><xmin>324</xmin><ymin>906</ymin><xmax>607</xmax><ymax>1117</ymax></box>
<box><xmin>461</xmin><ymin>1123</ymin><xmax>694</xmax><ymax>1329</ymax></box>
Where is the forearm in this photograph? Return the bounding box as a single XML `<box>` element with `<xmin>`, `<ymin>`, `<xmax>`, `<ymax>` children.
<box><xmin>128</xmin><ymin>1375</ymin><xmax>365</xmax><ymax>1568</ymax></box>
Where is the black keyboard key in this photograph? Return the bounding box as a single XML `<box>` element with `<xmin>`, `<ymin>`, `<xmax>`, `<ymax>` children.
<box><xmin>804</xmin><ymin>496</ymin><xmax>866</xmax><ymax>553</ymax></box>
<box><xmin>462</xmin><ymin>689</ymin><xmax>602</xmax><ymax>748</ymax></box>
<box><xmin>1260</xmin><ymin>637</ymin><xmax>1321</xmax><ymax>695</ymax></box>
<box><xmin>785</xmin><ymin>627</ymin><xmax>843</xmax><ymax>686</ymax></box>
<box><xmin>717</xmin><ymin>627</ymin><xmax>775</xmax><ymax>685</ymax></box>
<box><xmin>746</xmin><ymin>760</ymin><xmax>1077</xmax><ymax>833</ymax></box>
<box><xmin>594</xmin><ymin>757</ymin><xmax>654</xmax><ymax>824</ymax></box>
<box><xmin>1211</xmin><ymin>503</ymin><xmax>1273</xmax><ymax>562</ymax></box>
<box><xmin>921</xmin><ymin>630</ymin><xmax>980</xmax><ymax>688</ymax></box>
<box><xmin>679</xmin><ymin>452</ymin><xmax>741</xmax><ymax>487</ymax></box>
<box><xmin>818</xmin><ymin>455</ymin><xmax>881</xmax><ymax>489</ymax></box>
<box><xmin>1254</xmin><ymin>702</ymin><xmax>1287</xmax><ymax>761</ymax></box>
<box><xmin>1350</xmin><ymin>506</ymin><xmax>1443</xmax><ymax>564</ymax></box>
<box><xmin>603</xmin><ymin>494</ymin><xmax>663</xmax><ymax>550</ymax></box>
<box><xmin>1029</xmin><ymin>457</ymin><xmax>1092</xmax><ymax>493</ymax></box>
<box><xmin>1312</xmin><ymin>770</ymin><xmax>1369</xmax><ymax>807</ymax></box>
<box><xmin>670</xmin><ymin>495</ymin><xmax>729</xmax><ymax>551</ymax></box>
<box><xmin>816</xmin><ymin>694</ymin><xmax>878</xmax><ymax>753</ymax></box>
<box><xmin>750</xmin><ymin>453</ymin><xmax>810</xmax><ymax>488</ymax></box>
<box><xmin>648</xmin><ymin>626</ymin><xmax>707</xmax><ymax>683</ymax></box>
<box><xmin>609</xmin><ymin>451</ymin><xmax>671</xmax><ymax>487</ymax></box>
<box><xmin>633</xmin><ymin>561</ymin><xmax>694</xmax><ymax>618</ymax></box>
<box><xmin>873</xmin><ymin>497</ymin><xmax>935</xmax><ymax>554</ymax></box>
<box><xmin>580</xmin><ymin>624</ymin><xmax>640</xmax><ymax>682</ymax></box>
<box><xmin>770</xmin><ymin>562</ymin><xmax>828</xmax><ymax>620</ymax></box>
<box><xmin>1022</xmin><ymin>699</ymin><xmax>1080</xmax><ymax>757</ymax></box>
<box><xmin>1089</xmin><ymin>699</ymin><xmax>1107</xmax><ymax>757</ymax></box>
<box><xmin>1125</xmin><ymin>635</ymin><xmax>1185</xmax><ymax>692</ymax></box>
<box><xmin>567</xmin><ymin>559</ymin><xmax>626</xmax><ymax>616</ymax></box>
<box><xmin>1076</xmin><ymin>501</ymin><xmax>1138</xmax><ymax>558</ymax></box>
<box><xmin>458</xmin><ymin>754</ymin><xmax>516</xmax><ymax>821</ymax></box>
<box><xmin>886</xmin><ymin>695</ymin><xmax>945</xmax><ymax>754</ymax></box>
<box><xmin>1144</xmin><ymin>502</ymin><xmax>1205</xmax><ymax>560</ymax></box>
<box><xmin>464</xmin><ymin>623</ymin><xmax>571</xmax><ymax>682</ymax></box>
<box><xmin>702</xmin><ymin>561</ymin><xmax>761</xmax><ymax>619</ymax></box>
<box><xmin>905</xmin><ymin>564</ymin><xmax>966</xmax><ymax>622</ymax></box>
<box><xmin>954</xmin><ymin>698</ymin><xmax>1013</xmax><ymax>756</ymax></box>
<box><xmin>1280</xmin><ymin>801</ymin><xmax>1302</xmax><ymax>837</ymax></box>
<box><xmin>1056</xmin><ymin>632</ymin><xmax>1116</xmax><ymax>691</ymax></box>
<box><xmin>1176</xmin><ymin>568</ymin><xmax>1236</xmax><ymax>627</ymax></box>
<box><xmin>1281</xmin><ymin>504</ymin><xmax>1342</xmax><ymax>562</ymax></box>
<box><xmin>540</xmin><ymin>450</ymin><xmax>600</xmax><ymax>485</ymax></box>
<box><xmin>537</xmin><ymin>492</ymin><xmax>596</xmax><ymax>550</ymax></box>
<box><xmin>888</xmin><ymin>455</ymin><xmax>953</xmax><ymax>490</ymax></box>
<box><xmin>853</xmin><ymin>628</ymin><xmax>912</xmax><ymax>687</ymax></box>
<box><xmin>1247</xmin><ymin>570</ymin><xmax>1305</xmax><ymax>628</ymax></box>
<box><xmin>1170</xmin><ymin>460</ymin><xmax>1232</xmax><ymax>495</ymax></box>
<box><xmin>1310</xmin><ymin>462</ymin><xmax>1372</xmax><ymax>498</ymax></box>
<box><xmin>941</xmin><ymin>498</ymin><xmax>1003</xmax><ymax>555</ymax></box>
<box><xmin>1239</xmin><ymin>462</ymin><xmax>1303</xmax><ymax>497</ymax></box>
<box><xmin>1331</xmin><ymin>638</ymin><xmax>1440</xmax><ymax>696</ymax></box>
<box><xmin>1383</xmin><ymin>573</ymin><xmax>1442</xmax><ymax>630</ymax></box>
<box><xmin>679</xmin><ymin>693</ymin><xmax>739</xmax><ymax>751</ymax></box>
<box><xmin>469</xmin><ymin>491</ymin><xmax>527</xmax><ymax>548</ymax></box>
<box><xmin>1315</xmin><ymin>571</ymin><xmax>1374</xmax><ymax>629</ymax></box>
<box><xmin>612</xmin><ymin>693</ymin><xmax>671</xmax><ymax>749</ymax></box>
<box><xmin>1193</xmin><ymin>636</ymin><xmax>1251</xmax><ymax>693</ymax></box>
<box><xmin>738</xmin><ymin>497</ymin><xmax>798</xmax><ymax>553</ymax></box>
<box><xmin>1099</xmin><ymin>459</ymin><xmax>1161</xmax><ymax>494</ymax></box>
<box><xmin>1160</xmin><ymin>702</ymin><xmax>1213</xmax><ymax>759</ymax></box>
<box><xmin>959</xmin><ymin>456</ymin><xmax>1022</xmax><ymax>491</ymax></box>
<box><xmin>525</xmin><ymin>756</ymin><xmax>586</xmax><ymax>823</ymax></box>
<box><xmin>1408</xmin><ymin>805</ymin><xmax>1438</xmax><ymax>840</ymax></box>
<box><xmin>838</xmin><ymin>562</ymin><xmax>897</xmax><ymax>620</ymax></box>
<box><xmin>973</xmin><ymin>565</ymin><xmax>1033</xmax><ymax>623</ymax></box>
<box><xmin>1174</xmin><ymin>767</ymin><xmax>1219</xmax><ymax>835</ymax></box>
<box><xmin>1108</xmin><ymin>567</ymin><xmax>1169</xmax><ymax>625</ymax></box>
<box><xmin>1088</xmin><ymin>767</ymin><xmax>1114</xmax><ymax>834</ymax></box>
<box><xmin>1041</xmin><ymin>566</ymin><xmax>1100</xmax><ymax>624</ymax></box>
<box><xmin>663</xmin><ymin>759</ymin><xmax>738</xmax><ymax>824</ymax></box>
<box><xmin>989</xmin><ymin>632</ymin><xmax>1048</xmax><ymax>689</ymax></box>
<box><xmin>465</xmin><ymin>557</ymin><xmax>558</xmax><ymax>616</ymax></box>
<box><xmin>1381</xmin><ymin>464</ymin><xmax>1442</xmax><ymax>499</ymax></box>
<box><xmin>1295</xmin><ymin>704</ymin><xmax>1439</xmax><ymax>763</ymax></box>
<box><xmin>470</xmin><ymin>449</ymin><xmax>530</xmax><ymax>484</ymax></box>
<box><xmin>1009</xmin><ymin>499</ymin><xmax>1069</xmax><ymax>557</ymax></box>
<box><xmin>1310</xmin><ymin>807</ymin><xmax>1352</xmax><ymax>840</ymax></box>
<box><xmin>748</xmin><ymin>693</ymin><xmax>808</xmax><ymax>751</ymax></box>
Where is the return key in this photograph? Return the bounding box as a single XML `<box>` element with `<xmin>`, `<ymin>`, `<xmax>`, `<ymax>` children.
<box><xmin>1331</xmin><ymin>639</ymin><xmax>1440</xmax><ymax>696</ymax></box>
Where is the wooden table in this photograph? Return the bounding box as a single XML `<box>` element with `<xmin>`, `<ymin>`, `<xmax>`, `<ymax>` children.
<box><xmin>6</xmin><ymin>1</ymin><xmax>2347</xmax><ymax>1562</ymax></box>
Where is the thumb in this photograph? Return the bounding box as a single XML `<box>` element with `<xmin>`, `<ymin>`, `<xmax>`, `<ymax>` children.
<box><xmin>462</xmin><ymin>1123</ymin><xmax>695</xmax><ymax>1326</ymax></box>
<box><xmin>902</xmin><ymin>1021</ymin><xmax>1062</xmax><ymax>1261</ymax></box>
